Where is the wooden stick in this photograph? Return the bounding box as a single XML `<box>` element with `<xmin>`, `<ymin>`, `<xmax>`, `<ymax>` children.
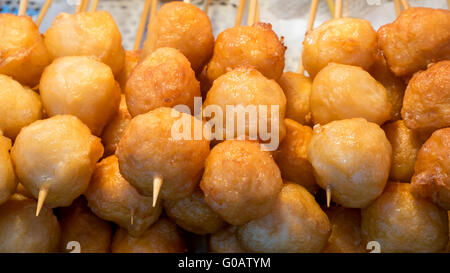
<box><xmin>205</xmin><ymin>0</ymin><xmax>211</xmax><ymax>13</ymax></box>
<box><xmin>400</xmin><ymin>0</ymin><xmax>410</xmax><ymax>9</ymax></box>
<box><xmin>75</xmin><ymin>0</ymin><xmax>84</xmax><ymax>13</ymax></box>
<box><xmin>18</xmin><ymin>0</ymin><xmax>28</xmax><ymax>16</ymax></box>
<box><xmin>247</xmin><ymin>0</ymin><xmax>257</xmax><ymax>26</ymax></box>
<box><xmin>36</xmin><ymin>185</ymin><xmax>49</xmax><ymax>216</ymax></box>
<box><xmin>81</xmin><ymin>0</ymin><xmax>90</xmax><ymax>12</ymax></box>
<box><xmin>448</xmin><ymin>0</ymin><xmax>450</xmax><ymax>9</ymax></box>
<box><xmin>36</xmin><ymin>0</ymin><xmax>52</xmax><ymax>26</ymax></box>
<box><xmin>153</xmin><ymin>175</ymin><xmax>163</xmax><ymax>207</ymax></box>
<box><xmin>134</xmin><ymin>0</ymin><xmax>152</xmax><ymax>51</ymax></box>
<box><xmin>184</xmin><ymin>0</ymin><xmax>190</xmax><ymax>3</ymax></box>
<box><xmin>326</xmin><ymin>185</ymin><xmax>331</xmax><ymax>208</ymax></box>
<box><xmin>298</xmin><ymin>0</ymin><xmax>319</xmax><ymax>74</ymax></box>
<box><xmin>326</xmin><ymin>0</ymin><xmax>335</xmax><ymax>17</ymax></box>
<box><xmin>90</xmin><ymin>0</ymin><xmax>98</xmax><ymax>11</ymax></box>
<box><xmin>255</xmin><ymin>0</ymin><xmax>260</xmax><ymax>23</ymax></box>
<box><xmin>235</xmin><ymin>0</ymin><xmax>246</xmax><ymax>26</ymax></box>
<box><xmin>334</xmin><ymin>0</ymin><xmax>343</xmax><ymax>19</ymax></box>
<box><xmin>394</xmin><ymin>0</ymin><xmax>402</xmax><ymax>16</ymax></box>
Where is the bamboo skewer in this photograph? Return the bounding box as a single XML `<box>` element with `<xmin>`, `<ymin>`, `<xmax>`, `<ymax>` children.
<box><xmin>255</xmin><ymin>0</ymin><xmax>260</xmax><ymax>23</ymax></box>
<box><xmin>247</xmin><ymin>0</ymin><xmax>258</xmax><ymax>25</ymax></box>
<box><xmin>334</xmin><ymin>0</ymin><xmax>343</xmax><ymax>19</ymax></box>
<box><xmin>153</xmin><ymin>176</ymin><xmax>163</xmax><ymax>207</ymax></box>
<box><xmin>235</xmin><ymin>0</ymin><xmax>246</xmax><ymax>26</ymax></box>
<box><xmin>394</xmin><ymin>0</ymin><xmax>402</xmax><ymax>16</ymax></box>
<box><xmin>400</xmin><ymin>0</ymin><xmax>410</xmax><ymax>9</ymax></box>
<box><xmin>326</xmin><ymin>0</ymin><xmax>335</xmax><ymax>17</ymax></box>
<box><xmin>448</xmin><ymin>0</ymin><xmax>450</xmax><ymax>9</ymax></box>
<box><xmin>75</xmin><ymin>0</ymin><xmax>84</xmax><ymax>13</ymax></box>
<box><xmin>36</xmin><ymin>0</ymin><xmax>52</xmax><ymax>26</ymax></box>
<box><xmin>205</xmin><ymin>0</ymin><xmax>211</xmax><ymax>13</ymax></box>
<box><xmin>134</xmin><ymin>0</ymin><xmax>152</xmax><ymax>51</ymax></box>
<box><xmin>90</xmin><ymin>0</ymin><xmax>98</xmax><ymax>11</ymax></box>
<box><xmin>18</xmin><ymin>0</ymin><xmax>28</xmax><ymax>16</ymax></box>
<box><xmin>81</xmin><ymin>0</ymin><xmax>90</xmax><ymax>12</ymax></box>
<box><xmin>298</xmin><ymin>0</ymin><xmax>319</xmax><ymax>74</ymax></box>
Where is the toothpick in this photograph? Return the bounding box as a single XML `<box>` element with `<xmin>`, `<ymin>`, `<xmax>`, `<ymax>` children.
<box><xmin>36</xmin><ymin>0</ymin><xmax>52</xmax><ymax>26</ymax></box>
<box><xmin>18</xmin><ymin>0</ymin><xmax>28</xmax><ymax>16</ymax></box>
<box><xmin>326</xmin><ymin>185</ymin><xmax>331</xmax><ymax>208</ymax></box>
<box><xmin>255</xmin><ymin>0</ymin><xmax>260</xmax><ymax>23</ymax></box>
<box><xmin>134</xmin><ymin>0</ymin><xmax>152</xmax><ymax>51</ymax></box>
<box><xmin>235</xmin><ymin>0</ymin><xmax>246</xmax><ymax>26</ymax></box>
<box><xmin>81</xmin><ymin>0</ymin><xmax>90</xmax><ymax>12</ymax></box>
<box><xmin>298</xmin><ymin>0</ymin><xmax>319</xmax><ymax>74</ymax></box>
<box><xmin>334</xmin><ymin>0</ymin><xmax>343</xmax><ymax>19</ymax></box>
<box><xmin>326</xmin><ymin>0</ymin><xmax>335</xmax><ymax>17</ymax></box>
<box><xmin>75</xmin><ymin>0</ymin><xmax>84</xmax><ymax>13</ymax></box>
<box><xmin>394</xmin><ymin>0</ymin><xmax>402</xmax><ymax>16</ymax></box>
<box><xmin>36</xmin><ymin>185</ymin><xmax>49</xmax><ymax>216</ymax></box>
<box><xmin>247</xmin><ymin>0</ymin><xmax>257</xmax><ymax>26</ymax></box>
<box><xmin>400</xmin><ymin>0</ymin><xmax>410</xmax><ymax>9</ymax></box>
<box><xmin>205</xmin><ymin>0</ymin><xmax>210</xmax><ymax>13</ymax></box>
<box><xmin>153</xmin><ymin>175</ymin><xmax>163</xmax><ymax>207</ymax></box>
<box><xmin>90</xmin><ymin>0</ymin><xmax>98</xmax><ymax>11</ymax></box>
<box><xmin>184</xmin><ymin>0</ymin><xmax>191</xmax><ymax>3</ymax></box>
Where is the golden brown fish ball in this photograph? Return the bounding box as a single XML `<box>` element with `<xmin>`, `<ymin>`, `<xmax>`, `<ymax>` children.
<box><xmin>117</xmin><ymin>107</ymin><xmax>210</xmax><ymax>200</ymax></box>
<box><xmin>40</xmin><ymin>56</ymin><xmax>121</xmax><ymax>136</ymax></box>
<box><xmin>125</xmin><ymin>47</ymin><xmax>200</xmax><ymax>117</ymax></box>
<box><xmin>302</xmin><ymin>18</ymin><xmax>377</xmax><ymax>78</ymax></box>
<box><xmin>311</xmin><ymin>63</ymin><xmax>391</xmax><ymax>126</ymax></box>
<box><xmin>361</xmin><ymin>182</ymin><xmax>448</xmax><ymax>253</ymax></box>
<box><xmin>0</xmin><ymin>74</ymin><xmax>43</xmax><ymax>140</ymax></box>
<box><xmin>44</xmin><ymin>11</ymin><xmax>125</xmax><ymax>76</ymax></box>
<box><xmin>207</xmin><ymin>23</ymin><xmax>285</xmax><ymax>82</ymax></box>
<box><xmin>141</xmin><ymin>2</ymin><xmax>214</xmax><ymax>72</ymax></box>
<box><xmin>85</xmin><ymin>156</ymin><xmax>162</xmax><ymax>237</ymax></box>
<box><xmin>200</xmin><ymin>140</ymin><xmax>283</xmax><ymax>226</ymax></box>
<box><xmin>0</xmin><ymin>194</ymin><xmax>60</xmax><ymax>253</ymax></box>
<box><xmin>111</xmin><ymin>218</ymin><xmax>187</xmax><ymax>253</ymax></box>
<box><xmin>401</xmin><ymin>60</ymin><xmax>450</xmax><ymax>134</ymax></box>
<box><xmin>410</xmin><ymin>128</ymin><xmax>450</xmax><ymax>210</ymax></box>
<box><xmin>101</xmin><ymin>95</ymin><xmax>132</xmax><ymax>157</ymax></box>
<box><xmin>0</xmin><ymin>135</ymin><xmax>17</xmax><ymax>205</ymax></box>
<box><xmin>11</xmin><ymin>115</ymin><xmax>104</xmax><ymax>209</ymax></box>
<box><xmin>209</xmin><ymin>226</ymin><xmax>247</xmax><ymax>253</ymax></box>
<box><xmin>59</xmin><ymin>198</ymin><xmax>112</xmax><ymax>253</ymax></box>
<box><xmin>237</xmin><ymin>183</ymin><xmax>331</xmax><ymax>253</ymax></box>
<box><xmin>369</xmin><ymin>54</ymin><xmax>406</xmax><ymax>122</ymax></box>
<box><xmin>382</xmin><ymin>120</ymin><xmax>423</xmax><ymax>182</ymax></box>
<box><xmin>203</xmin><ymin>67</ymin><xmax>286</xmax><ymax>144</ymax></box>
<box><xmin>274</xmin><ymin>119</ymin><xmax>318</xmax><ymax>194</ymax></box>
<box><xmin>277</xmin><ymin>72</ymin><xmax>312</xmax><ymax>125</ymax></box>
<box><xmin>117</xmin><ymin>50</ymin><xmax>140</xmax><ymax>92</ymax></box>
<box><xmin>322</xmin><ymin>207</ymin><xmax>365</xmax><ymax>253</ymax></box>
<box><xmin>308</xmin><ymin>118</ymin><xmax>392</xmax><ymax>208</ymax></box>
<box><xmin>378</xmin><ymin>7</ymin><xmax>450</xmax><ymax>77</ymax></box>
<box><xmin>0</xmin><ymin>14</ymin><xmax>50</xmax><ymax>87</ymax></box>
<box><xmin>163</xmin><ymin>188</ymin><xmax>226</xmax><ymax>235</ymax></box>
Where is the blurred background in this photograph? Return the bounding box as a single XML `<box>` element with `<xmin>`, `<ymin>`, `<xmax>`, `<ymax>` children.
<box><xmin>1</xmin><ymin>0</ymin><xmax>448</xmax><ymax>72</ymax></box>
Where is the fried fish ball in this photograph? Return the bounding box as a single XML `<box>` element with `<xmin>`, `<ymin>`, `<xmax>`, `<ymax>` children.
<box><xmin>302</xmin><ymin>18</ymin><xmax>377</xmax><ymax>78</ymax></box>
<box><xmin>40</xmin><ymin>56</ymin><xmax>121</xmax><ymax>136</ymax></box>
<box><xmin>0</xmin><ymin>75</ymin><xmax>42</xmax><ymax>139</ymax></box>
<box><xmin>0</xmin><ymin>14</ymin><xmax>50</xmax><ymax>87</ymax></box>
<box><xmin>277</xmin><ymin>72</ymin><xmax>312</xmax><ymax>125</ymax></box>
<box><xmin>200</xmin><ymin>140</ymin><xmax>283</xmax><ymax>226</ymax></box>
<box><xmin>410</xmin><ymin>128</ymin><xmax>450</xmax><ymax>210</ymax></box>
<box><xmin>163</xmin><ymin>188</ymin><xmax>226</xmax><ymax>235</ymax></box>
<box><xmin>125</xmin><ymin>47</ymin><xmax>200</xmax><ymax>117</ymax></box>
<box><xmin>44</xmin><ymin>11</ymin><xmax>125</xmax><ymax>76</ymax></box>
<box><xmin>111</xmin><ymin>218</ymin><xmax>187</xmax><ymax>253</ymax></box>
<box><xmin>369</xmin><ymin>54</ymin><xmax>406</xmax><ymax>122</ymax></box>
<box><xmin>203</xmin><ymin>67</ymin><xmax>287</xmax><ymax>144</ymax></box>
<box><xmin>0</xmin><ymin>136</ymin><xmax>17</xmax><ymax>205</ymax></box>
<box><xmin>209</xmin><ymin>226</ymin><xmax>246</xmax><ymax>253</ymax></box>
<box><xmin>85</xmin><ymin>156</ymin><xmax>162</xmax><ymax>237</ymax></box>
<box><xmin>206</xmin><ymin>23</ymin><xmax>285</xmax><ymax>82</ymax></box>
<box><xmin>117</xmin><ymin>107</ymin><xmax>210</xmax><ymax>200</ymax></box>
<box><xmin>59</xmin><ymin>197</ymin><xmax>112</xmax><ymax>253</ymax></box>
<box><xmin>401</xmin><ymin>60</ymin><xmax>450</xmax><ymax>134</ymax></box>
<box><xmin>378</xmin><ymin>8</ymin><xmax>450</xmax><ymax>77</ymax></box>
<box><xmin>382</xmin><ymin>120</ymin><xmax>423</xmax><ymax>182</ymax></box>
<box><xmin>308</xmin><ymin>118</ymin><xmax>392</xmax><ymax>208</ymax></box>
<box><xmin>322</xmin><ymin>207</ymin><xmax>365</xmax><ymax>253</ymax></box>
<box><xmin>11</xmin><ymin>115</ymin><xmax>104</xmax><ymax>209</ymax></box>
<box><xmin>311</xmin><ymin>63</ymin><xmax>391</xmax><ymax>126</ymax></box>
<box><xmin>362</xmin><ymin>182</ymin><xmax>448</xmax><ymax>253</ymax></box>
<box><xmin>141</xmin><ymin>2</ymin><xmax>214</xmax><ymax>72</ymax></box>
<box><xmin>101</xmin><ymin>95</ymin><xmax>132</xmax><ymax>157</ymax></box>
<box><xmin>0</xmin><ymin>194</ymin><xmax>60</xmax><ymax>253</ymax></box>
<box><xmin>274</xmin><ymin>119</ymin><xmax>318</xmax><ymax>194</ymax></box>
<box><xmin>117</xmin><ymin>50</ymin><xmax>140</xmax><ymax>92</ymax></box>
<box><xmin>237</xmin><ymin>183</ymin><xmax>331</xmax><ymax>253</ymax></box>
